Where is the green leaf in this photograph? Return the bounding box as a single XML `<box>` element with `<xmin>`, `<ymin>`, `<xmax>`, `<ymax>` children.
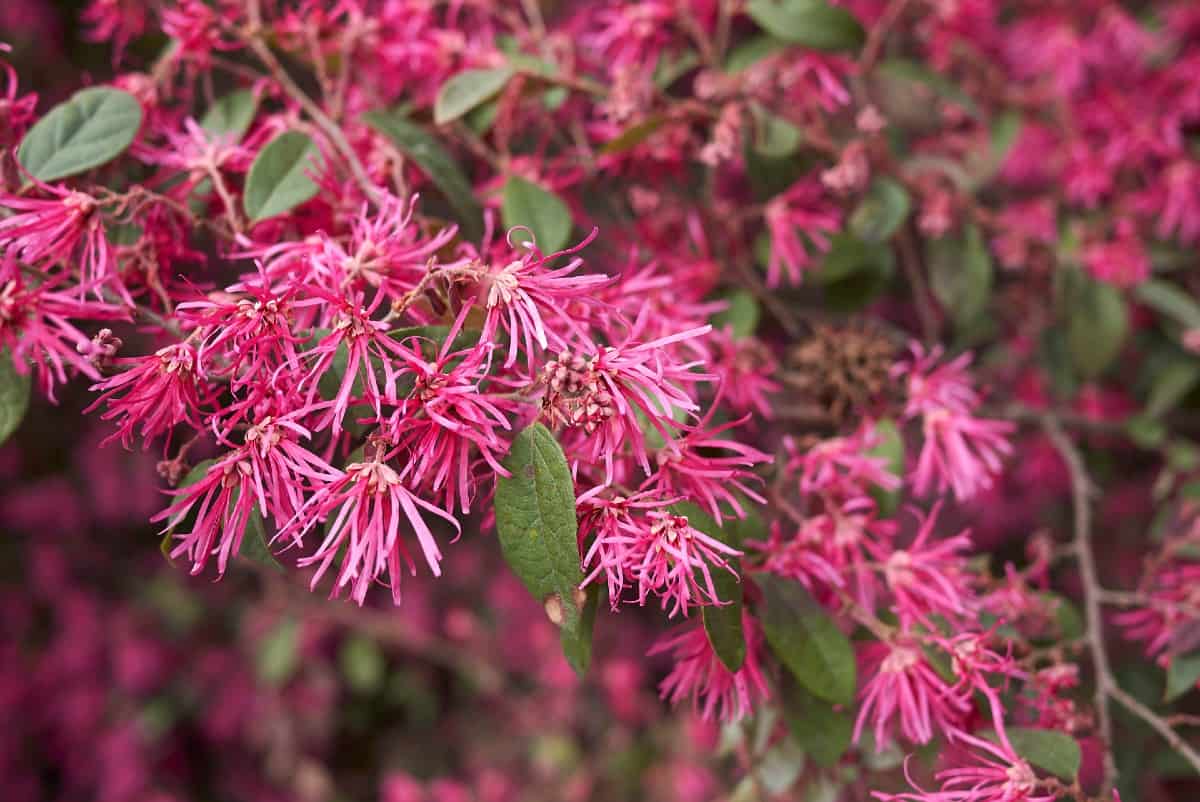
<box><xmin>434</xmin><ymin>66</ymin><xmax>515</xmax><ymax>125</ymax></box>
<box><xmin>1066</xmin><ymin>272</ymin><xmax>1129</xmax><ymax>379</ymax></box>
<box><xmin>239</xmin><ymin>506</ymin><xmax>283</xmax><ymax>571</ymax></box>
<box><xmin>982</xmin><ymin>728</ymin><xmax>1081</xmax><ymax>781</ymax></box>
<box><xmin>874</xmin><ymin>60</ymin><xmax>980</xmax><ymax>122</ymax></box>
<box><xmin>257</xmin><ymin>617</ymin><xmax>300</xmax><ymax>685</ymax></box>
<box><xmin>749</xmin><ymin>104</ymin><xmax>803</xmax><ymax>159</ymax></box>
<box><xmin>200</xmin><ymin>89</ymin><xmax>258</xmax><ymax>140</ymax></box>
<box><xmin>866</xmin><ymin>418</ymin><xmax>904</xmax><ymax>516</ymax></box>
<box><xmin>243</xmin><ymin>131</ymin><xmax>320</xmax><ymax>222</ymax></box>
<box><xmin>340</xmin><ymin>635</ymin><xmax>386</xmax><ymax>694</ymax></box>
<box><xmin>363</xmin><ymin>109</ymin><xmax>484</xmax><ymax>242</ymax></box>
<box><xmin>675</xmin><ymin>502</ymin><xmax>746</xmax><ymax>672</ymax></box>
<box><xmin>965</xmin><ymin>112</ymin><xmax>1022</xmax><ymax>189</ymax></box>
<box><xmin>928</xmin><ymin>224</ymin><xmax>994</xmax><ymax>330</ymax></box>
<box><xmin>780</xmin><ymin>673</ymin><xmax>853</xmax><ymax>767</ymax></box>
<box><xmin>758</xmin><ymin>574</ymin><xmax>856</xmax><ymax>704</ymax></box>
<box><xmin>494</xmin><ymin>423</ymin><xmax>591</xmax><ymax>675</ymax></box>
<box><xmin>849</xmin><ymin>177</ymin><xmax>911</xmax><ymax>243</ymax></box>
<box><xmin>745</xmin><ymin>0</ymin><xmax>866</xmax><ymax>53</ymax></box>
<box><xmin>655</xmin><ymin>50</ymin><xmax>701</xmax><ymax>88</ymax></box>
<box><xmin>711</xmin><ymin>289</ymin><xmax>761</xmax><ymax>339</ymax></box>
<box><xmin>1145</xmin><ymin>358</ymin><xmax>1200</xmax><ymax>419</ymax></box>
<box><xmin>1166</xmin><ymin>651</ymin><xmax>1200</xmax><ymax>702</ymax></box>
<box><xmin>18</xmin><ymin>87</ymin><xmax>143</xmax><ymax>181</ymax></box>
<box><xmin>600</xmin><ymin>115</ymin><xmax>667</xmax><ymax>155</ymax></box>
<box><xmin>816</xmin><ymin>233</ymin><xmax>896</xmax><ymax>314</ymax></box>
<box><xmin>0</xmin><ymin>349</ymin><xmax>31</xmax><ymax>447</ymax></box>
<box><xmin>501</xmin><ymin>176</ymin><xmax>572</xmax><ymax>254</ymax></box>
<box><xmin>725</xmin><ymin>35</ymin><xmax>788</xmax><ymax>72</ymax></box>
<box><xmin>560</xmin><ymin>584</ymin><xmax>599</xmax><ymax>677</ymax></box>
<box><xmin>1135</xmin><ymin>280</ymin><xmax>1200</xmax><ymax>329</ymax></box>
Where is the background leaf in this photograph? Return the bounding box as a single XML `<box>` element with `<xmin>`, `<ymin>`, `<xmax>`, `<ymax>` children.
<box><xmin>758</xmin><ymin>575</ymin><xmax>856</xmax><ymax>704</ymax></box>
<box><xmin>0</xmin><ymin>349</ymin><xmax>32</xmax><ymax>447</ymax></box>
<box><xmin>780</xmin><ymin>673</ymin><xmax>853</xmax><ymax>766</ymax></box>
<box><xmin>1066</xmin><ymin>272</ymin><xmax>1129</xmax><ymax>380</ymax></box>
<box><xmin>434</xmin><ymin>67</ymin><xmax>515</xmax><ymax>125</ymax></box>
<box><xmin>983</xmin><ymin>728</ymin><xmax>1081</xmax><ymax>781</ymax></box>
<box><xmin>200</xmin><ymin>89</ymin><xmax>258</xmax><ymax>140</ymax></box>
<box><xmin>745</xmin><ymin>0</ymin><xmax>866</xmax><ymax>53</ymax></box>
<box><xmin>243</xmin><ymin>131</ymin><xmax>321</xmax><ymax>222</ymax></box>
<box><xmin>18</xmin><ymin>86</ymin><xmax>143</xmax><ymax>181</ymax></box>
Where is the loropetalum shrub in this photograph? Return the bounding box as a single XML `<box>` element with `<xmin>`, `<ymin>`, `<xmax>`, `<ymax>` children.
<box><xmin>5</xmin><ymin>0</ymin><xmax>1200</xmax><ymax>799</ymax></box>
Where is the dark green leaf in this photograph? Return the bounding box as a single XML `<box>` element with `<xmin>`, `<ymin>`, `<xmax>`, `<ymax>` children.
<box><xmin>363</xmin><ymin>109</ymin><xmax>484</xmax><ymax>242</ymax></box>
<box><xmin>0</xmin><ymin>348</ymin><xmax>31</xmax><ymax>447</ymax></box>
<box><xmin>780</xmin><ymin>673</ymin><xmax>853</xmax><ymax>766</ymax></box>
<box><xmin>711</xmin><ymin>289</ymin><xmax>761</xmax><ymax>339</ymax></box>
<box><xmin>675</xmin><ymin>502</ymin><xmax>746</xmax><ymax>671</ymax></box>
<box><xmin>494</xmin><ymin>423</ymin><xmax>591</xmax><ymax>675</ymax></box>
<box><xmin>239</xmin><ymin>506</ymin><xmax>283</xmax><ymax>571</ymax></box>
<box><xmin>243</xmin><ymin>131</ymin><xmax>320</xmax><ymax>221</ymax></box>
<box><xmin>18</xmin><ymin>87</ymin><xmax>143</xmax><ymax>181</ymax></box>
<box><xmin>200</xmin><ymin>89</ymin><xmax>258</xmax><ymax>140</ymax></box>
<box><xmin>758</xmin><ymin>574</ymin><xmax>856</xmax><ymax>704</ymax></box>
<box><xmin>501</xmin><ymin>176</ymin><xmax>572</xmax><ymax>254</ymax></box>
<box><xmin>745</xmin><ymin>0</ymin><xmax>866</xmax><ymax>53</ymax></box>
<box><xmin>928</xmin><ymin>224</ymin><xmax>994</xmax><ymax>331</ymax></box>
<box><xmin>982</xmin><ymin>728</ymin><xmax>1081</xmax><ymax>781</ymax></box>
<box><xmin>866</xmin><ymin>418</ymin><xmax>904</xmax><ymax>516</ymax></box>
<box><xmin>816</xmin><ymin>233</ymin><xmax>896</xmax><ymax>313</ymax></box>
<box><xmin>849</xmin><ymin>177</ymin><xmax>911</xmax><ymax>243</ymax></box>
<box><xmin>434</xmin><ymin>67</ymin><xmax>515</xmax><ymax>125</ymax></box>
<box><xmin>560</xmin><ymin>584</ymin><xmax>599</xmax><ymax>677</ymax></box>
<box><xmin>1066</xmin><ymin>272</ymin><xmax>1128</xmax><ymax>379</ymax></box>
<box><xmin>1166</xmin><ymin>651</ymin><xmax>1200</xmax><ymax>702</ymax></box>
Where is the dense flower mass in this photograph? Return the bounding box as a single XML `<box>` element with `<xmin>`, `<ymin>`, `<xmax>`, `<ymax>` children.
<box><xmin>3</xmin><ymin>0</ymin><xmax>1200</xmax><ymax>800</ymax></box>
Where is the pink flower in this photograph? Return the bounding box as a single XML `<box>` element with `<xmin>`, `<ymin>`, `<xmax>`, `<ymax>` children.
<box><xmin>642</xmin><ymin>402</ymin><xmax>771</xmax><ymax>523</ymax></box>
<box><xmin>0</xmin><ymin>185</ymin><xmax>122</xmax><ymax>300</ymax></box>
<box><xmin>579</xmin><ymin>490</ymin><xmax>741</xmax><ymax>617</ymax></box>
<box><xmin>763</xmin><ymin>178</ymin><xmax>841</xmax><ymax>287</ymax></box>
<box><xmin>87</xmin><ymin>343</ymin><xmax>206</xmax><ymax>449</ymax></box>
<box><xmin>153</xmin><ymin>451</ymin><xmax>259</xmax><ymax>576</ymax></box>
<box><xmin>0</xmin><ymin>255</ymin><xmax>126</xmax><ymax>400</ymax></box>
<box><xmin>468</xmin><ymin>228</ymin><xmax>610</xmax><ymax>368</ymax></box>
<box><xmin>543</xmin><ymin>324</ymin><xmax>711</xmax><ymax>483</ymax></box>
<box><xmin>81</xmin><ymin>0</ymin><xmax>147</xmax><ymax>64</ymax></box>
<box><xmin>870</xmin><ymin>505</ymin><xmax>977</xmax><ymax>626</ymax></box>
<box><xmin>854</xmin><ymin>640</ymin><xmax>970</xmax><ymax>750</ymax></box>
<box><xmin>649</xmin><ymin>613</ymin><xmax>769</xmax><ymax>723</ymax></box>
<box><xmin>873</xmin><ymin>729</ymin><xmax>1053</xmax><ymax>802</ymax></box>
<box><xmin>383</xmin><ymin>319</ymin><xmax>515</xmax><ymax>514</ymax></box>
<box><xmin>1083</xmin><ymin>223</ymin><xmax>1150</xmax><ymax>288</ymax></box>
<box><xmin>279</xmin><ymin>449</ymin><xmax>461</xmax><ymax>606</ymax></box>
<box><xmin>895</xmin><ymin>344</ymin><xmax>1013</xmax><ymax>501</ymax></box>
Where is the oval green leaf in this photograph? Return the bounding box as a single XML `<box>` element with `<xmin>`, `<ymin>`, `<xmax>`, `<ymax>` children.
<box><xmin>243</xmin><ymin>131</ymin><xmax>321</xmax><ymax>222</ymax></box>
<box><xmin>781</xmin><ymin>672</ymin><xmax>853</xmax><ymax>767</ymax></box>
<box><xmin>983</xmin><ymin>728</ymin><xmax>1081</xmax><ymax>781</ymax></box>
<box><xmin>495</xmin><ymin>423</ymin><xmax>592</xmax><ymax>675</ymax></box>
<box><xmin>1066</xmin><ymin>273</ymin><xmax>1128</xmax><ymax>380</ymax></box>
<box><xmin>1166</xmin><ymin>650</ymin><xmax>1200</xmax><ymax>702</ymax></box>
<box><xmin>18</xmin><ymin>86</ymin><xmax>143</xmax><ymax>181</ymax></box>
<box><xmin>502</xmin><ymin>176</ymin><xmax>572</xmax><ymax>254</ymax></box>
<box><xmin>200</xmin><ymin>89</ymin><xmax>258</xmax><ymax>140</ymax></box>
<box><xmin>849</xmin><ymin>177</ymin><xmax>911</xmax><ymax>243</ymax></box>
<box><xmin>434</xmin><ymin>66</ymin><xmax>515</xmax><ymax>126</ymax></box>
<box><xmin>0</xmin><ymin>348</ymin><xmax>32</xmax><ymax>447</ymax></box>
<box><xmin>745</xmin><ymin>0</ymin><xmax>866</xmax><ymax>53</ymax></box>
<box><xmin>758</xmin><ymin>574</ymin><xmax>856</xmax><ymax>704</ymax></box>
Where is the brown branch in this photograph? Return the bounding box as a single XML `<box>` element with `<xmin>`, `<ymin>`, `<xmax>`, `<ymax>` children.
<box><xmin>1043</xmin><ymin>415</ymin><xmax>1200</xmax><ymax>788</ymax></box>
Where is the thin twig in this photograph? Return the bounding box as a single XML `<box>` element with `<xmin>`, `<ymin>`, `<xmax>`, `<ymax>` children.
<box><xmin>1108</xmin><ymin>683</ymin><xmax>1200</xmax><ymax>776</ymax></box>
<box><xmin>1043</xmin><ymin>415</ymin><xmax>1118</xmax><ymax>793</ymax></box>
